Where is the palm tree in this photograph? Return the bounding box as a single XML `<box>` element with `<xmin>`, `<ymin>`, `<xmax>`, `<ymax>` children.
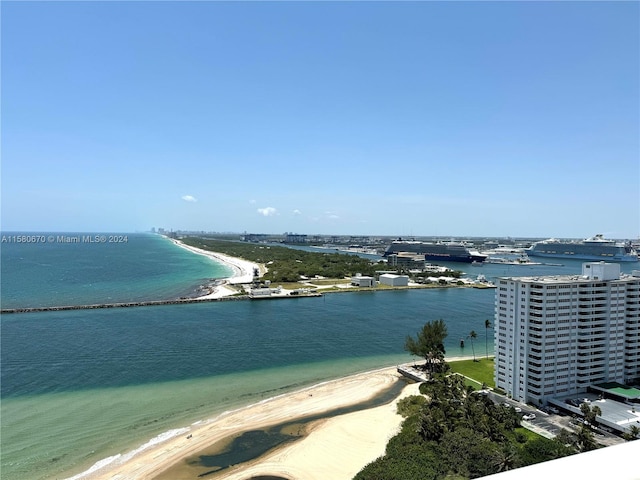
<box><xmin>590</xmin><ymin>405</ymin><xmax>602</xmax><ymax>428</ymax></box>
<box><xmin>580</xmin><ymin>403</ymin><xmax>602</xmax><ymax>428</ymax></box>
<box><xmin>575</xmin><ymin>424</ymin><xmax>597</xmax><ymax>451</ymax></box>
<box><xmin>484</xmin><ymin>319</ymin><xmax>492</xmax><ymax>359</ymax></box>
<box><xmin>469</xmin><ymin>330</ymin><xmax>478</xmax><ymax>361</ymax></box>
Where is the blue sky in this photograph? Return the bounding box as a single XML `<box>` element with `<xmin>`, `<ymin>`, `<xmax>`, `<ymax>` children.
<box><xmin>2</xmin><ymin>1</ymin><xmax>638</xmax><ymax>238</ymax></box>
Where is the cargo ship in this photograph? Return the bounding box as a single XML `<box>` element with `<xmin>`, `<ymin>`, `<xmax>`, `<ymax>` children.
<box><xmin>383</xmin><ymin>240</ymin><xmax>488</xmax><ymax>263</ymax></box>
<box><xmin>526</xmin><ymin>234</ymin><xmax>638</xmax><ymax>262</ymax></box>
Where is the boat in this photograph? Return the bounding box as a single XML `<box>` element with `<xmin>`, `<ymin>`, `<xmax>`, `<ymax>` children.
<box><xmin>383</xmin><ymin>239</ymin><xmax>488</xmax><ymax>263</ymax></box>
<box><xmin>526</xmin><ymin>234</ymin><xmax>638</xmax><ymax>262</ymax></box>
<box><xmin>484</xmin><ymin>254</ymin><xmax>541</xmax><ymax>265</ymax></box>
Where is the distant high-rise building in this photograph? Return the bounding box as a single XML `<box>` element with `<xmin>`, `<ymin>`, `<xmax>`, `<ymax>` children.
<box><xmin>284</xmin><ymin>233</ymin><xmax>307</xmax><ymax>244</ymax></box>
<box><xmin>494</xmin><ymin>263</ymin><xmax>640</xmax><ymax>405</ymax></box>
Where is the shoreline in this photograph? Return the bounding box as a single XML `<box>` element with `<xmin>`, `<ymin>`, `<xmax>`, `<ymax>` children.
<box><xmin>67</xmin><ymin>366</ymin><xmax>403</xmax><ymax>479</ymax></box>
<box><xmin>64</xmin><ymin>356</ymin><xmax>477</xmax><ymax>480</ymax></box>
<box><xmin>1</xmin><ymin>238</ymin><xmax>265</xmax><ymax>313</ymax></box>
<box><xmin>166</xmin><ymin>237</ymin><xmax>265</xmax><ymax>295</ymax></box>
<box><xmin>0</xmin><ymin>239</ymin><xmax>494</xmax><ymax>314</ymax></box>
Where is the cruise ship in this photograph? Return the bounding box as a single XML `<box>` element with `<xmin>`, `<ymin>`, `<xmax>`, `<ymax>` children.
<box><xmin>383</xmin><ymin>240</ymin><xmax>488</xmax><ymax>263</ymax></box>
<box><xmin>527</xmin><ymin>234</ymin><xmax>638</xmax><ymax>262</ymax></box>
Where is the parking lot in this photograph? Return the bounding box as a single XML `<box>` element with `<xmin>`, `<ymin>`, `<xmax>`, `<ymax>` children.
<box><xmin>484</xmin><ymin>391</ymin><xmax>626</xmax><ymax>446</ymax></box>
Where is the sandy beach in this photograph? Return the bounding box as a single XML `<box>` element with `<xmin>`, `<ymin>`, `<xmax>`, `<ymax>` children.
<box><xmin>168</xmin><ymin>238</ymin><xmax>265</xmax><ymax>297</ymax></box>
<box><xmin>216</xmin><ymin>380</ymin><xmax>422</xmax><ymax>480</ymax></box>
<box><xmin>72</xmin><ymin>366</ymin><xmax>418</xmax><ymax>480</ymax></box>
<box><xmin>62</xmin><ymin>239</ymin><xmax>480</xmax><ymax>480</ymax></box>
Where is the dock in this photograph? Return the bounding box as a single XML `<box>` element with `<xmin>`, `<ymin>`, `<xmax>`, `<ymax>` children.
<box><xmin>397</xmin><ymin>364</ymin><xmax>431</xmax><ymax>382</ymax></box>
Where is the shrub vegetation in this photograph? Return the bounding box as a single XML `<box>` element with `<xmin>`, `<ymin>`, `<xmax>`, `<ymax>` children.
<box><xmin>181</xmin><ymin>237</ymin><xmax>385</xmax><ymax>282</ymax></box>
<box><xmin>354</xmin><ymin>373</ymin><xmax>576</xmax><ymax>479</ymax></box>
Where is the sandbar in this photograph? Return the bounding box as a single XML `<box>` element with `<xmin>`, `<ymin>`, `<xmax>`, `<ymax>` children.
<box><xmin>216</xmin><ymin>380</ymin><xmax>421</xmax><ymax>480</ymax></box>
<box><xmin>70</xmin><ymin>367</ymin><xmax>416</xmax><ymax>480</ymax></box>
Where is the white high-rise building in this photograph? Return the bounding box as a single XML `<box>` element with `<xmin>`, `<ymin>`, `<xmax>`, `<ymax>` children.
<box><xmin>494</xmin><ymin>262</ymin><xmax>640</xmax><ymax>405</ymax></box>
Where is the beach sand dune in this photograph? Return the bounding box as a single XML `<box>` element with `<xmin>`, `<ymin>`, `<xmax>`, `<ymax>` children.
<box><xmin>77</xmin><ymin>367</ymin><xmax>417</xmax><ymax>480</ymax></box>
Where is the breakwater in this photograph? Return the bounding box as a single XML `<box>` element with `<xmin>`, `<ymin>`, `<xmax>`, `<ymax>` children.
<box><xmin>0</xmin><ymin>292</ymin><xmax>323</xmax><ymax>314</ymax></box>
<box><xmin>0</xmin><ymin>284</ymin><xmax>489</xmax><ymax>314</ymax></box>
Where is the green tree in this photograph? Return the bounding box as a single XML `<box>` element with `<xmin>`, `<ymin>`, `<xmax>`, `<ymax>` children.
<box><xmin>575</xmin><ymin>424</ymin><xmax>597</xmax><ymax>452</ymax></box>
<box><xmin>494</xmin><ymin>443</ymin><xmax>520</xmax><ymax>472</ymax></box>
<box><xmin>520</xmin><ymin>437</ymin><xmax>574</xmax><ymax>465</ymax></box>
<box><xmin>484</xmin><ymin>319</ymin><xmax>492</xmax><ymax>359</ymax></box>
<box><xmin>404</xmin><ymin>319</ymin><xmax>448</xmax><ymax>375</ymax></box>
<box><xmin>469</xmin><ymin>330</ymin><xmax>478</xmax><ymax>362</ymax></box>
<box><xmin>580</xmin><ymin>403</ymin><xmax>602</xmax><ymax>428</ymax></box>
<box><xmin>439</xmin><ymin>427</ymin><xmax>504</xmax><ymax>478</ymax></box>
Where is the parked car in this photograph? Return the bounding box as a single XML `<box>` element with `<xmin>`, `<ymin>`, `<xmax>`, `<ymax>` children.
<box><xmin>522</xmin><ymin>413</ymin><xmax>536</xmax><ymax>421</ymax></box>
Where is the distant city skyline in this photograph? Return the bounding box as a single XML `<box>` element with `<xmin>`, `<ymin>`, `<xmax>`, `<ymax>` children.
<box><xmin>2</xmin><ymin>2</ymin><xmax>638</xmax><ymax>239</ymax></box>
<box><xmin>151</xmin><ymin>229</ymin><xmax>635</xmax><ymax>242</ymax></box>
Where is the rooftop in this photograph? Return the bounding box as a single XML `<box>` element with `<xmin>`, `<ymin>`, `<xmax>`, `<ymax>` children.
<box><xmin>499</xmin><ymin>273</ymin><xmax>640</xmax><ymax>284</ymax></box>
<box><xmin>594</xmin><ymin>382</ymin><xmax>640</xmax><ymax>401</ymax></box>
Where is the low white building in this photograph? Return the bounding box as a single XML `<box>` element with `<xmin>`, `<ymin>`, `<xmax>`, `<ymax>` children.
<box><xmin>351</xmin><ymin>275</ymin><xmax>375</xmax><ymax>287</ymax></box>
<box><xmin>379</xmin><ymin>274</ymin><xmax>409</xmax><ymax>287</ymax></box>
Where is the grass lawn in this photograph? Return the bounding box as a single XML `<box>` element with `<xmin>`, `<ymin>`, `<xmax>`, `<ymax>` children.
<box><xmin>514</xmin><ymin>427</ymin><xmax>543</xmax><ymax>442</ymax></box>
<box><xmin>462</xmin><ymin>377</ymin><xmax>483</xmax><ymax>390</ymax></box>
<box><xmin>448</xmin><ymin>358</ymin><xmax>495</xmax><ymax>389</ymax></box>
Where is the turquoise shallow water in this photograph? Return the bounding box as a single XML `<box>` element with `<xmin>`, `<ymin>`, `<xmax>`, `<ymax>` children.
<box><xmin>1</xmin><ymin>356</ymin><xmax>407</xmax><ymax>480</ymax></box>
<box><xmin>0</xmin><ymin>233</ymin><xmax>231</xmax><ymax>308</ymax></box>
<box><xmin>1</xmin><ymin>289</ymin><xmax>494</xmax><ymax>480</ymax></box>
<box><xmin>2</xmin><ymin>235</ymin><xmax>637</xmax><ymax>480</ymax></box>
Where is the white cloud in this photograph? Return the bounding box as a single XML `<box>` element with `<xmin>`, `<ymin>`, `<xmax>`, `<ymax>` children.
<box><xmin>181</xmin><ymin>195</ymin><xmax>197</xmax><ymax>202</ymax></box>
<box><xmin>293</xmin><ymin>209</ymin><xmax>302</xmax><ymax>215</ymax></box>
<box><xmin>257</xmin><ymin>207</ymin><xmax>277</xmax><ymax>217</ymax></box>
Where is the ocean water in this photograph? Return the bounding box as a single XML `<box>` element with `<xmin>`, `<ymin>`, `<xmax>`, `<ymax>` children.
<box><xmin>1</xmin><ymin>235</ymin><xmax>637</xmax><ymax>480</ymax></box>
<box><xmin>0</xmin><ymin>233</ymin><xmax>232</xmax><ymax>308</ymax></box>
